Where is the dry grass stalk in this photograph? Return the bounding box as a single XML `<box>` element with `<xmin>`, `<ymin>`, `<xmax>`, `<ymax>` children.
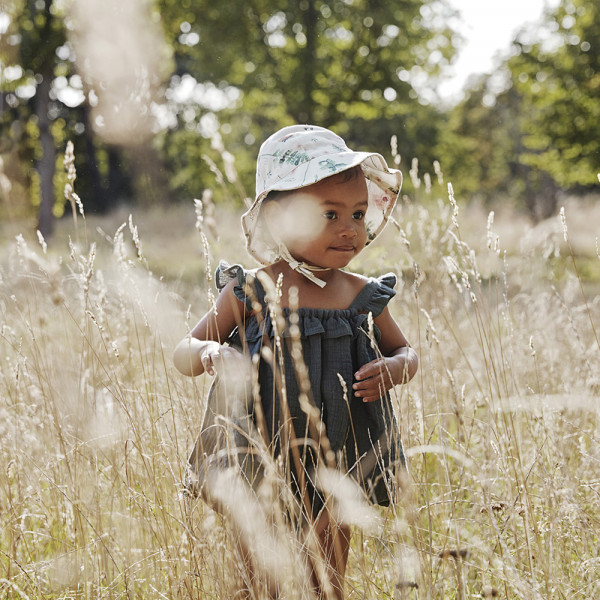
<box><xmin>1</xmin><ymin>143</ymin><xmax>599</xmax><ymax>598</ymax></box>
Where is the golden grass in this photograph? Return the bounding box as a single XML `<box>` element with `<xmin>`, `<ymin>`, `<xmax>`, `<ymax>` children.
<box><xmin>1</xmin><ymin>185</ymin><xmax>599</xmax><ymax>599</ymax></box>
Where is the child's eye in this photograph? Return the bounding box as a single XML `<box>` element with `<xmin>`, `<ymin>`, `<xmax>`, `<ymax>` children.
<box><xmin>353</xmin><ymin>211</ymin><xmax>365</xmax><ymax>220</ymax></box>
<box><xmin>323</xmin><ymin>211</ymin><xmax>337</xmax><ymax>220</ymax></box>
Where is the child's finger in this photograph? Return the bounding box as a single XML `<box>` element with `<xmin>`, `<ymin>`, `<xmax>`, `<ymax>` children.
<box><xmin>353</xmin><ymin>376</ymin><xmax>385</xmax><ymax>401</ymax></box>
<box><xmin>354</xmin><ymin>358</ymin><xmax>386</xmax><ymax>381</ymax></box>
<box><xmin>354</xmin><ymin>369</ymin><xmax>392</xmax><ymax>393</ymax></box>
<box><xmin>361</xmin><ymin>395</ymin><xmax>380</xmax><ymax>403</ymax></box>
<box><xmin>209</xmin><ymin>346</ymin><xmax>252</xmax><ymax>380</ymax></box>
<box><xmin>200</xmin><ymin>353</ymin><xmax>216</xmax><ymax>376</ymax></box>
<box><xmin>358</xmin><ymin>383</ymin><xmax>385</xmax><ymax>403</ymax></box>
<box><xmin>353</xmin><ymin>373</ymin><xmax>382</xmax><ymax>390</ymax></box>
<box><xmin>353</xmin><ymin>376</ymin><xmax>379</xmax><ymax>391</ymax></box>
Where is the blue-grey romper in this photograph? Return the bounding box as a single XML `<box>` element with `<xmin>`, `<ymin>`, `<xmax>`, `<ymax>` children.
<box><xmin>187</xmin><ymin>263</ymin><xmax>405</xmax><ymax>514</ymax></box>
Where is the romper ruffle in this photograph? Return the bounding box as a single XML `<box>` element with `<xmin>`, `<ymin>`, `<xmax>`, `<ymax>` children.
<box><xmin>188</xmin><ymin>262</ymin><xmax>405</xmax><ymax>511</ymax></box>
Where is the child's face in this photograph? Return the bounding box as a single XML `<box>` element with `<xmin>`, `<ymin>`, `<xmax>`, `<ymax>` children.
<box><xmin>270</xmin><ymin>171</ymin><xmax>369</xmax><ymax>269</ymax></box>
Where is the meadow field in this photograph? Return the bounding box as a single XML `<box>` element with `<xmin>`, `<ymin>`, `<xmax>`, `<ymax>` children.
<box><xmin>1</xmin><ymin>183</ymin><xmax>599</xmax><ymax>599</ymax></box>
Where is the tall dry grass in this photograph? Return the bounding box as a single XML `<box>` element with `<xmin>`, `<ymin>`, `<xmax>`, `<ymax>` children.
<box><xmin>1</xmin><ymin>152</ymin><xmax>599</xmax><ymax>599</ymax></box>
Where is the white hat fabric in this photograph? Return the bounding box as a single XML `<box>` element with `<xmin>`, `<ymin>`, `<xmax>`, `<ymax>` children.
<box><xmin>242</xmin><ymin>124</ymin><xmax>402</xmax><ymax>266</ymax></box>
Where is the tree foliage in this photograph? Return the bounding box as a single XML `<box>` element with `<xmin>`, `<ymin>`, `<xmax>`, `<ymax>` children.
<box><xmin>156</xmin><ymin>0</ymin><xmax>457</xmax><ymax>200</ymax></box>
<box><xmin>0</xmin><ymin>0</ymin><xmax>135</xmax><ymax>232</ymax></box>
<box><xmin>508</xmin><ymin>0</ymin><xmax>600</xmax><ymax>189</ymax></box>
<box><xmin>1</xmin><ymin>0</ymin><xmax>66</xmax><ymax>235</ymax></box>
<box><xmin>3</xmin><ymin>0</ymin><xmax>599</xmax><ymax>230</ymax></box>
<box><xmin>439</xmin><ymin>76</ymin><xmax>561</xmax><ymax>219</ymax></box>
<box><xmin>438</xmin><ymin>0</ymin><xmax>599</xmax><ymax>219</ymax></box>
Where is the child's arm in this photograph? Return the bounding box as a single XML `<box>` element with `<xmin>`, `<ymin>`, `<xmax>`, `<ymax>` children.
<box><xmin>173</xmin><ymin>279</ymin><xmax>247</xmax><ymax>377</ymax></box>
<box><xmin>352</xmin><ymin>306</ymin><xmax>418</xmax><ymax>403</ymax></box>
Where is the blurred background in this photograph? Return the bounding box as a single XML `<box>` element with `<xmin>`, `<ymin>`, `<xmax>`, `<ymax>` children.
<box><xmin>1</xmin><ymin>0</ymin><xmax>598</xmax><ymax>240</ymax></box>
<box><xmin>1</xmin><ymin>7</ymin><xmax>599</xmax><ymax>596</ymax></box>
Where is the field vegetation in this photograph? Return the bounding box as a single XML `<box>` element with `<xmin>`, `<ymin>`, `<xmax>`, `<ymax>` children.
<box><xmin>2</xmin><ymin>0</ymin><xmax>599</xmax><ymax>596</ymax></box>
<box><xmin>1</xmin><ymin>164</ymin><xmax>599</xmax><ymax>599</ymax></box>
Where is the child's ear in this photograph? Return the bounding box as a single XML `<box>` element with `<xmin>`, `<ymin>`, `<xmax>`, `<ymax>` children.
<box><xmin>261</xmin><ymin>200</ymin><xmax>286</xmax><ymax>242</ymax></box>
<box><xmin>261</xmin><ymin>199</ymin><xmax>283</xmax><ymax>226</ymax></box>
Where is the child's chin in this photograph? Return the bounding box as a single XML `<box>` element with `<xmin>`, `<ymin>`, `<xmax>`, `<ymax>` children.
<box><xmin>328</xmin><ymin>254</ymin><xmax>356</xmax><ymax>268</ymax></box>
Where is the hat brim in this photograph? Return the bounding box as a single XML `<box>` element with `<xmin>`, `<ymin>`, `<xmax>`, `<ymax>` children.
<box><xmin>242</xmin><ymin>151</ymin><xmax>402</xmax><ymax>266</ymax></box>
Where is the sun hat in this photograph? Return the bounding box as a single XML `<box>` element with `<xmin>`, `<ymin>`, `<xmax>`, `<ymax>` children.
<box><xmin>241</xmin><ymin>124</ymin><xmax>402</xmax><ymax>284</ymax></box>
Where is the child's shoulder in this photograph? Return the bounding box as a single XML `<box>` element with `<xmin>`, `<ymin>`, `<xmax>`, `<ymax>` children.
<box><xmin>327</xmin><ymin>270</ymin><xmax>397</xmax><ymax>314</ymax></box>
<box><xmin>339</xmin><ymin>269</ymin><xmax>369</xmax><ymax>292</ymax></box>
<box><xmin>342</xmin><ymin>269</ymin><xmax>397</xmax><ymax>291</ymax></box>
<box><xmin>344</xmin><ymin>269</ymin><xmax>397</xmax><ymax>289</ymax></box>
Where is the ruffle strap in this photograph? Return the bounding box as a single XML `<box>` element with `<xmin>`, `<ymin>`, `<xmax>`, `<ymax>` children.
<box><xmin>215</xmin><ymin>261</ymin><xmax>245</xmax><ymax>291</ymax></box>
<box><xmin>349</xmin><ymin>273</ymin><xmax>397</xmax><ymax>316</ymax></box>
<box><xmin>214</xmin><ymin>261</ymin><xmax>260</xmax><ymax>313</ymax></box>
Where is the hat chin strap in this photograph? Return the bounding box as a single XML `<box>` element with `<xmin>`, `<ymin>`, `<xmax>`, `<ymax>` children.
<box><xmin>277</xmin><ymin>243</ymin><xmax>328</xmax><ymax>288</ymax></box>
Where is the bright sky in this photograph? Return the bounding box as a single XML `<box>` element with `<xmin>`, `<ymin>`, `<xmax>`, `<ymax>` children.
<box><xmin>439</xmin><ymin>0</ymin><xmax>561</xmax><ymax>102</ymax></box>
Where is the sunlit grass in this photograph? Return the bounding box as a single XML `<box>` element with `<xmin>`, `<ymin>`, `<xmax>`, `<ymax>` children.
<box><xmin>1</xmin><ymin>172</ymin><xmax>599</xmax><ymax>598</ymax></box>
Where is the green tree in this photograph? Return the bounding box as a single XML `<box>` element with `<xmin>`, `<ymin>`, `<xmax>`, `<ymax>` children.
<box><xmin>438</xmin><ymin>0</ymin><xmax>600</xmax><ymax>219</ymax></box>
<box><xmin>3</xmin><ymin>0</ymin><xmax>459</xmax><ymax>225</ymax></box>
<box><xmin>439</xmin><ymin>74</ymin><xmax>561</xmax><ymax>219</ymax></box>
<box><xmin>1</xmin><ymin>0</ymin><xmax>167</xmax><ymax>235</ymax></box>
<box><xmin>0</xmin><ymin>0</ymin><xmax>67</xmax><ymax>237</ymax></box>
<box><xmin>157</xmin><ymin>0</ymin><xmax>458</xmax><ymax>201</ymax></box>
<box><xmin>509</xmin><ymin>0</ymin><xmax>600</xmax><ymax>190</ymax></box>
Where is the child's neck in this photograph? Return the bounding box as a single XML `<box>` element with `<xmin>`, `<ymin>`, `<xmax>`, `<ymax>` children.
<box><xmin>263</xmin><ymin>262</ymin><xmax>362</xmax><ymax>311</ymax></box>
<box><xmin>268</xmin><ymin>260</ymin><xmax>337</xmax><ymax>285</ymax></box>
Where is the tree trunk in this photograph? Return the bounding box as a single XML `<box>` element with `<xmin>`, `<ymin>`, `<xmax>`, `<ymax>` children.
<box><xmin>128</xmin><ymin>145</ymin><xmax>169</xmax><ymax>206</ymax></box>
<box><xmin>36</xmin><ymin>62</ymin><xmax>56</xmax><ymax>239</ymax></box>
<box><xmin>82</xmin><ymin>104</ymin><xmax>107</xmax><ymax>213</ymax></box>
<box><xmin>108</xmin><ymin>146</ymin><xmax>129</xmax><ymax>205</ymax></box>
<box><xmin>299</xmin><ymin>0</ymin><xmax>317</xmax><ymax>123</ymax></box>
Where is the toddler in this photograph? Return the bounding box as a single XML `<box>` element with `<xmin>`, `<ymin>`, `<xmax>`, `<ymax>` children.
<box><xmin>174</xmin><ymin>125</ymin><xmax>418</xmax><ymax>599</ymax></box>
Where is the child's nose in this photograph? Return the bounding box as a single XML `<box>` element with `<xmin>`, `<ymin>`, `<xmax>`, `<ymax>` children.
<box><xmin>338</xmin><ymin>215</ymin><xmax>361</xmax><ymax>236</ymax></box>
<box><xmin>338</xmin><ymin>219</ymin><xmax>358</xmax><ymax>237</ymax></box>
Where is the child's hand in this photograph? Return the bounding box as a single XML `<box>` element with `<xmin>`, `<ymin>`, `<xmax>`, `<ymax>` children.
<box><xmin>353</xmin><ymin>347</ymin><xmax>417</xmax><ymax>402</ymax></box>
<box><xmin>199</xmin><ymin>341</ymin><xmax>249</xmax><ymax>378</ymax></box>
<box><xmin>353</xmin><ymin>357</ymin><xmax>396</xmax><ymax>403</ymax></box>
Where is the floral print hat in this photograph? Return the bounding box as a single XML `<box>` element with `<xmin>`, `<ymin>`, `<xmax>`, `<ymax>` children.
<box><xmin>242</xmin><ymin>124</ymin><xmax>402</xmax><ymax>282</ymax></box>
